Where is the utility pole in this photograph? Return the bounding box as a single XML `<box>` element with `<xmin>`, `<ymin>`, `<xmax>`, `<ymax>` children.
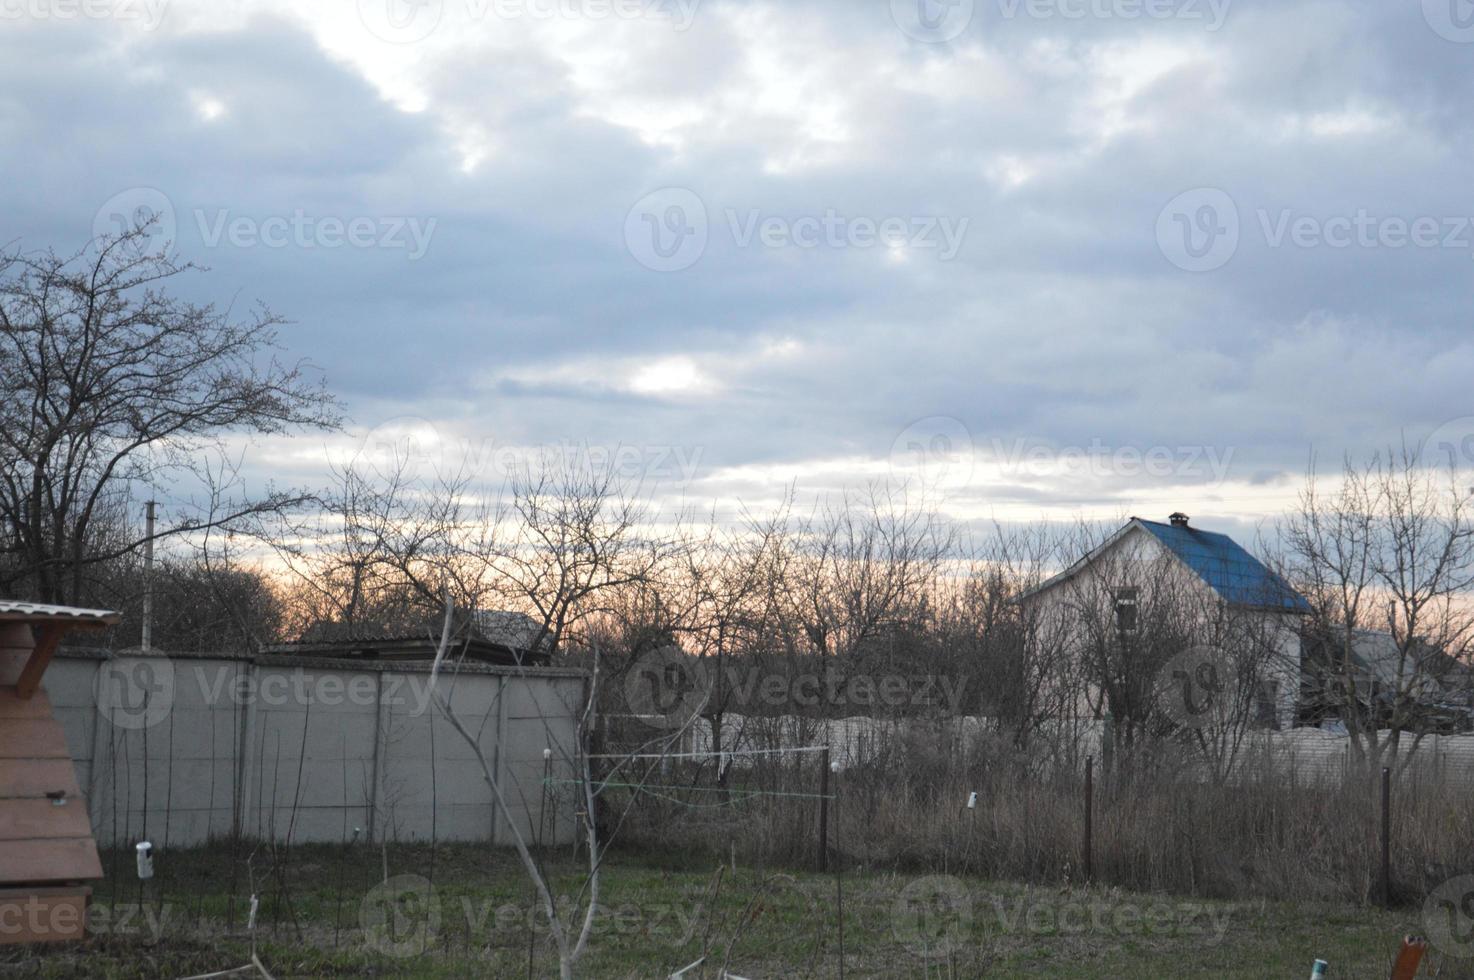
<box><xmin>142</xmin><ymin>501</ymin><xmax>156</xmax><ymax>652</ymax></box>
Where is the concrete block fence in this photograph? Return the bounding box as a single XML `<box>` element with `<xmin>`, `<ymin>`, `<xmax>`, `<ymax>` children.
<box><xmin>40</xmin><ymin>649</ymin><xmax>586</xmax><ymax>850</ymax></box>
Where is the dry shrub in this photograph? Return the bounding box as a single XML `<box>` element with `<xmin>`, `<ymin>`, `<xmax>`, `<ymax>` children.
<box><xmin>611</xmin><ymin>726</ymin><xmax>1474</xmax><ymax>905</ymax></box>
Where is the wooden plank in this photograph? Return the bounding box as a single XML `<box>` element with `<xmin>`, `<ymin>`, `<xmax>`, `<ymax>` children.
<box><xmin>0</xmin><ymin>837</ymin><xmax>103</xmax><ymax>883</ymax></box>
<box><xmin>0</xmin><ymin>760</ymin><xmax>81</xmax><ymax>800</ymax></box>
<box><xmin>15</xmin><ymin>624</ymin><xmax>63</xmax><ymax>699</ymax></box>
<box><xmin>0</xmin><ymin>687</ymin><xmax>52</xmax><ymax>719</ymax></box>
<box><xmin>0</xmin><ymin>719</ymin><xmax>70</xmax><ymax>759</ymax></box>
<box><xmin>0</xmin><ymin>798</ymin><xmax>94</xmax><ymax>841</ymax></box>
<box><xmin>0</xmin><ymin>886</ymin><xmax>91</xmax><ymax>944</ymax></box>
<box><xmin>0</xmin><ymin>651</ymin><xmax>23</xmax><ymax>688</ymax></box>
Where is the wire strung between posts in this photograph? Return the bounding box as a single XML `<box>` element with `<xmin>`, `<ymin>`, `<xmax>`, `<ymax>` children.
<box><xmin>582</xmin><ymin>745</ymin><xmax>832</xmax><ymax>760</ymax></box>
<box><xmin>545</xmin><ymin>777</ymin><xmax>834</xmax><ymax>803</ymax></box>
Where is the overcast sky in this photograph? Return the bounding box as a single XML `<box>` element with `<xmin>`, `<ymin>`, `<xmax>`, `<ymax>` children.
<box><xmin>4</xmin><ymin>0</ymin><xmax>1473</xmax><ymax>538</ymax></box>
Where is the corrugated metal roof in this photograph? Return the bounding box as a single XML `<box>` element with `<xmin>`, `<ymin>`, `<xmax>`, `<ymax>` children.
<box><xmin>0</xmin><ymin>601</ymin><xmax>120</xmax><ymax>625</ymax></box>
<box><xmin>1135</xmin><ymin>519</ymin><xmax>1311</xmax><ymax>613</ymax></box>
<box><xmin>473</xmin><ymin>610</ymin><xmax>548</xmax><ymax>651</ymax></box>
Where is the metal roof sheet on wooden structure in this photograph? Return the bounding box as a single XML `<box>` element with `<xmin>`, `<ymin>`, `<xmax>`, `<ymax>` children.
<box><xmin>0</xmin><ymin>601</ymin><xmax>121</xmax><ymax>625</ymax></box>
<box><xmin>0</xmin><ymin>601</ymin><xmax>118</xmax><ymax>944</ymax></box>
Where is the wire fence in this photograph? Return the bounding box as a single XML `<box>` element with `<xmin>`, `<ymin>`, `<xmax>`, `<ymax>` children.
<box><xmin>8</xmin><ymin>693</ymin><xmax>1474</xmax><ymax>976</ymax></box>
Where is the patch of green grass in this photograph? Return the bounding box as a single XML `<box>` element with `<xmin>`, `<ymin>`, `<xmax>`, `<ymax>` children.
<box><xmin>2</xmin><ymin>843</ymin><xmax>1468</xmax><ymax>978</ymax></box>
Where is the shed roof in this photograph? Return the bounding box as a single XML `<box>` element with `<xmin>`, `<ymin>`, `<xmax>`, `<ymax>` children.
<box><xmin>0</xmin><ymin>601</ymin><xmax>120</xmax><ymax>626</ymax></box>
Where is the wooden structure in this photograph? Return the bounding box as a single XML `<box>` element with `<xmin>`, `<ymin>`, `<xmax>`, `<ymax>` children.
<box><xmin>0</xmin><ymin>601</ymin><xmax>118</xmax><ymax>944</ymax></box>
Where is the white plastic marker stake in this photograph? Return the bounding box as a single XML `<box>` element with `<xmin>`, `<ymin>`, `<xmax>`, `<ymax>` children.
<box><xmin>135</xmin><ymin>841</ymin><xmax>154</xmax><ymax>879</ymax></box>
<box><xmin>966</xmin><ymin>792</ymin><xmax>978</xmax><ymax>809</ymax></box>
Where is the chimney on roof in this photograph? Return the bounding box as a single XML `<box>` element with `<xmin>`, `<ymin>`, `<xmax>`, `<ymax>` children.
<box><xmin>1169</xmin><ymin>512</ymin><xmax>1190</xmax><ymax>528</ymax></box>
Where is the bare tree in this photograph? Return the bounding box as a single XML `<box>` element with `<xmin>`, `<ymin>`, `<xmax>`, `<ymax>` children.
<box><xmin>0</xmin><ymin>223</ymin><xmax>340</xmax><ymax>604</ymax></box>
<box><xmin>943</xmin><ymin>522</ymin><xmax>1077</xmax><ymax>769</ymax></box>
<box><xmin>1286</xmin><ymin>448</ymin><xmax>1474</xmax><ymax>774</ymax></box>
<box><xmin>484</xmin><ymin>455</ymin><xmax>672</xmax><ymax>656</ymax></box>
<box><xmin>780</xmin><ymin>486</ymin><xmax>950</xmax><ymax>663</ymax></box>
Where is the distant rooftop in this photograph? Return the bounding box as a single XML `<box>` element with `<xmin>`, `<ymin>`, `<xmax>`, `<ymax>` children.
<box><xmin>473</xmin><ymin>609</ymin><xmax>548</xmax><ymax>652</ymax></box>
<box><xmin>1018</xmin><ymin>515</ymin><xmax>1312</xmax><ymax>614</ymax></box>
<box><xmin>269</xmin><ymin>609</ymin><xmax>551</xmax><ymax>666</ymax></box>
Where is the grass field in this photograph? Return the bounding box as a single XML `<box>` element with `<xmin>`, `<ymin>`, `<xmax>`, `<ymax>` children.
<box><xmin>1</xmin><ymin>843</ymin><xmax>1469</xmax><ymax>978</ymax></box>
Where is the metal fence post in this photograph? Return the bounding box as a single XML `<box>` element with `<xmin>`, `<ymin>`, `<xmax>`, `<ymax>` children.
<box><xmin>1381</xmin><ymin>766</ymin><xmax>1391</xmax><ymax>909</ymax></box>
<box><xmin>818</xmin><ymin>747</ymin><xmax>830</xmax><ymax>873</ymax></box>
<box><xmin>1084</xmin><ymin>755</ymin><xmax>1094</xmax><ymax>884</ymax></box>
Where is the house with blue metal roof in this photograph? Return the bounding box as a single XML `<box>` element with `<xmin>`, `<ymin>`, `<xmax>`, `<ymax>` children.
<box><xmin>1019</xmin><ymin>512</ymin><xmax>1312</xmax><ymax>730</ymax></box>
<box><xmin>1021</xmin><ymin>512</ymin><xmax>1309</xmax><ymax>613</ymax></box>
